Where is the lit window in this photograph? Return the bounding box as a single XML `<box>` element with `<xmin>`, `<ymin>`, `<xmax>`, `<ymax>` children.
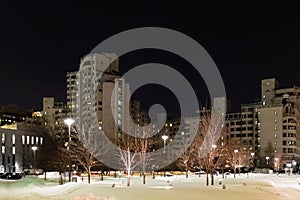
<box><xmin>40</xmin><ymin>137</ymin><xmax>43</xmax><ymax>145</ymax></box>
<box><xmin>2</xmin><ymin>133</ymin><xmax>5</xmax><ymax>144</ymax></box>
<box><xmin>36</xmin><ymin>137</ymin><xmax>39</xmax><ymax>144</ymax></box>
<box><xmin>22</xmin><ymin>135</ymin><xmax>25</xmax><ymax>145</ymax></box>
<box><xmin>27</xmin><ymin>136</ymin><xmax>30</xmax><ymax>145</ymax></box>
<box><xmin>2</xmin><ymin>146</ymin><xmax>5</xmax><ymax>154</ymax></box>
<box><xmin>12</xmin><ymin>134</ymin><xmax>15</xmax><ymax>145</ymax></box>
<box><xmin>31</xmin><ymin>136</ymin><xmax>34</xmax><ymax>145</ymax></box>
<box><xmin>12</xmin><ymin>147</ymin><xmax>15</xmax><ymax>154</ymax></box>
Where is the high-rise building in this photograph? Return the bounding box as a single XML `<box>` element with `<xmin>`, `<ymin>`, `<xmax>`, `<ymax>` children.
<box><xmin>102</xmin><ymin>78</ymin><xmax>130</xmax><ymax>144</ymax></box>
<box><xmin>226</xmin><ymin>78</ymin><xmax>300</xmax><ymax>169</ymax></box>
<box><xmin>68</xmin><ymin>53</ymin><xmax>119</xmax><ymax>131</ymax></box>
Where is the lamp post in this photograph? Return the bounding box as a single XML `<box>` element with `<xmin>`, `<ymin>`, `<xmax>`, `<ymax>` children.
<box><xmin>161</xmin><ymin>135</ymin><xmax>168</xmax><ymax>177</ymax></box>
<box><xmin>266</xmin><ymin>156</ymin><xmax>270</xmax><ymax>168</ymax></box>
<box><xmin>32</xmin><ymin>146</ymin><xmax>38</xmax><ymax>174</ymax></box>
<box><xmin>274</xmin><ymin>157</ymin><xmax>279</xmax><ymax>173</ymax></box>
<box><xmin>250</xmin><ymin>152</ymin><xmax>255</xmax><ymax>172</ymax></box>
<box><xmin>64</xmin><ymin>118</ymin><xmax>75</xmax><ymax>182</ymax></box>
<box><xmin>234</xmin><ymin>149</ymin><xmax>238</xmax><ymax>178</ymax></box>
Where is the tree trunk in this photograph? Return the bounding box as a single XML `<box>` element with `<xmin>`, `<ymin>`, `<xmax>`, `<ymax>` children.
<box><xmin>44</xmin><ymin>171</ymin><xmax>47</xmax><ymax>180</ymax></box>
<box><xmin>206</xmin><ymin>172</ymin><xmax>209</xmax><ymax>186</ymax></box>
<box><xmin>59</xmin><ymin>171</ymin><xmax>63</xmax><ymax>185</ymax></box>
<box><xmin>234</xmin><ymin>167</ymin><xmax>236</xmax><ymax>178</ymax></box>
<box><xmin>127</xmin><ymin>175</ymin><xmax>131</xmax><ymax>187</ymax></box>
<box><xmin>101</xmin><ymin>172</ymin><xmax>103</xmax><ymax>181</ymax></box>
<box><xmin>186</xmin><ymin>165</ymin><xmax>189</xmax><ymax>179</ymax></box>
<box><xmin>211</xmin><ymin>170</ymin><xmax>214</xmax><ymax>185</ymax></box>
<box><xmin>143</xmin><ymin>173</ymin><xmax>146</xmax><ymax>184</ymax></box>
<box><xmin>222</xmin><ymin>166</ymin><xmax>225</xmax><ymax>179</ymax></box>
<box><xmin>88</xmin><ymin>167</ymin><xmax>91</xmax><ymax>184</ymax></box>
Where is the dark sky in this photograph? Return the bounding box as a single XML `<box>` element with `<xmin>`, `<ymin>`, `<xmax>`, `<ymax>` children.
<box><xmin>1</xmin><ymin>3</ymin><xmax>300</xmax><ymax>114</ymax></box>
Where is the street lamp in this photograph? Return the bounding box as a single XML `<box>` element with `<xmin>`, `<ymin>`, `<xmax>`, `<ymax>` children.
<box><xmin>64</xmin><ymin>118</ymin><xmax>75</xmax><ymax>182</ymax></box>
<box><xmin>234</xmin><ymin>149</ymin><xmax>238</xmax><ymax>178</ymax></box>
<box><xmin>161</xmin><ymin>135</ymin><xmax>168</xmax><ymax>177</ymax></box>
<box><xmin>250</xmin><ymin>152</ymin><xmax>255</xmax><ymax>172</ymax></box>
<box><xmin>32</xmin><ymin>146</ymin><xmax>38</xmax><ymax>174</ymax></box>
<box><xmin>274</xmin><ymin>157</ymin><xmax>279</xmax><ymax>172</ymax></box>
<box><xmin>266</xmin><ymin>156</ymin><xmax>270</xmax><ymax>168</ymax></box>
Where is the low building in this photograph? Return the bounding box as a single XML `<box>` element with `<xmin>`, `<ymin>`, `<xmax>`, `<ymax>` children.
<box><xmin>0</xmin><ymin>123</ymin><xmax>50</xmax><ymax>174</ymax></box>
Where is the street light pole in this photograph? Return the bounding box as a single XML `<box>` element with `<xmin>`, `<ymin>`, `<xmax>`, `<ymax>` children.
<box><xmin>32</xmin><ymin>146</ymin><xmax>38</xmax><ymax>174</ymax></box>
<box><xmin>64</xmin><ymin>118</ymin><xmax>75</xmax><ymax>182</ymax></box>
<box><xmin>234</xmin><ymin>149</ymin><xmax>238</xmax><ymax>178</ymax></box>
<box><xmin>161</xmin><ymin>135</ymin><xmax>168</xmax><ymax>177</ymax></box>
<box><xmin>266</xmin><ymin>156</ymin><xmax>270</xmax><ymax>169</ymax></box>
<box><xmin>250</xmin><ymin>152</ymin><xmax>255</xmax><ymax>173</ymax></box>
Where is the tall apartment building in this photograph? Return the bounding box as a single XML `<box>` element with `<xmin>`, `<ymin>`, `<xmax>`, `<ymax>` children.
<box><xmin>226</xmin><ymin>78</ymin><xmax>300</xmax><ymax>168</ymax></box>
<box><xmin>102</xmin><ymin>78</ymin><xmax>130</xmax><ymax>144</ymax></box>
<box><xmin>41</xmin><ymin>97</ymin><xmax>68</xmax><ymax>140</ymax></box>
<box><xmin>68</xmin><ymin>53</ymin><xmax>119</xmax><ymax>131</ymax></box>
<box><xmin>66</xmin><ymin>71</ymin><xmax>77</xmax><ymax>116</ymax></box>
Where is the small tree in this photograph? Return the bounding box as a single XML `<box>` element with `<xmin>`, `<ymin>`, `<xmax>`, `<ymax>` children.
<box><xmin>118</xmin><ymin>134</ymin><xmax>139</xmax><ymax>187</ymax></box>
<box><xmin>134</xmin><ymin>126</ymin><xmax>157</xmax><ymax>184</ymax></box>
<box><xmin>273</xmin><ymin>154</ymin><xmax>282</xmax><ymax>172</ymax></box>
<box><xmin>74</xmin><ymin>127</ymin><xmax>108</xmax><ymax>184</ymax></box>
<box><xmin>195</xmin><ymin>111</ymin><xmax>226</xmax><ymax>186</ymax></box>
<box><xmin>176</xmin><ymin>132</ymin><xmax>196</xmax><ymax>179</ymax></box>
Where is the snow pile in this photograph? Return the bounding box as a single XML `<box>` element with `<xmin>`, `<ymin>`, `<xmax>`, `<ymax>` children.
<box><xmin>70</xmin><ymin>193</ymin><xmax>116</xmax><ymax>200</ymax></box>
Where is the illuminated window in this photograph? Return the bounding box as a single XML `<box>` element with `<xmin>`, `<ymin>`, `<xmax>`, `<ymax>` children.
<box><xmin>31</xmin><ymin>136</ymin><xmax>34</xmax><ymax>145</ymax></box>
<box><xmin>1</xmin><ymin>146</ymin><xmax>5</xmax><ymax>154</ymax></box>
<box><xmin>36</xmin><ymin>137</ymin><xmax>39</xmax><ymax>144</ymax></box>
<box><xmin>40</xmin><ymin>137</ymin><xmax>43</xmax><ymax>145</ymax></box>
<box><xmin>12</xmin><ymin>134</ymin><xmax>15</xmax><ymax>145</ymax></box>
<box><xmin>2</xmin><ymin>133</ymin><xmax>5</xmax><ymax>144</ymax></box>
<box><xmin>12</xmin><ymin>147</ymin><xmax>15</xmax><ymax>155</ymax></box>
<box><xmin>22</xmin><ymin>135</ymin><xmax>25</xmax><ymax>145</ymax></box>
<box><xmin>27</xmin><ymin>136</ymin><xmax>30</xmax><ymax>144</ymax></box>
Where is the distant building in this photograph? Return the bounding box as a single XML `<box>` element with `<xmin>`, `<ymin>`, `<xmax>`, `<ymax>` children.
<box><xmin>102</xmin><ymin>78</ymin><xmax>130</xmax><ymax>144</ymax></box>
<box><xmin>226</xmin><ymin>78</ymin><xmax>300</xmax><ymax>169</ymax></box>
<box><xmin>0</xmin><ymin>123</ymin><xmax>45</xmax><ymax>174</ymax></box>
<box><xmin>40</xmin><ymin>97</ymin><xmax>68</xmax><ymax>140</ymax></box>
<box><xmin>68</xmin><ymin>53</ymin><xmax>119</xmax><ymax>131</ymax></box>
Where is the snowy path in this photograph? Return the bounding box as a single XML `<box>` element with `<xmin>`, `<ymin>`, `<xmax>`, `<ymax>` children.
<box><xmin>0</xmin><ymin>174</ymin><xmax>299</xmax><ymax>199</ymax></box>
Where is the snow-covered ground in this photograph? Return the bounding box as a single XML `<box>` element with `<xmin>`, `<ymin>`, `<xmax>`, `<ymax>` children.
<box><xmin>0</xmin><ymin>173</ymin><xmax>299</xmax><ymax>200</ymax></box>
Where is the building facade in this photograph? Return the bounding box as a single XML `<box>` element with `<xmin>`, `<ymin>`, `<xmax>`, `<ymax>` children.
<box><xmin>68</xmin><ymin>53</ymin><xmax>119</xmax><ymax>132</ymax></box>
<box><xmin>0</xmin><ymin>124</ymin><xmax>44</xmax><ymax>174</ymax></box>
<box><xmin>225</xmin><ymin>78</ymin><xmax>300</xmax><ymax>169</ymax></box>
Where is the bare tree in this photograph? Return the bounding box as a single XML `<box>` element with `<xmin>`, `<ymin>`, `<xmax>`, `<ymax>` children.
<box><xmin>134</xmin><ymin>126</ymin><xmax>157</xmax><ymax>184</ymax></box>
<box><xmin>73</xmin><ymin>127</ymin><xmax>108</xmax><ymax>184</ymax></box>
<box><xmin>195</xmin><ymin>111</ymin><xmax>226</xmax><ymax>186</ymax></box>
<box><xmin>118</xmin><ymin>134</ymin><xmax>139</xmax><ymax>187</ymax></box>
<box><xmin>176</xmin><ymin>132</ymin><xmax>196</xmax><ymax>179</ymax></box>
<box><xmin>273</xmin><ymin>154</ymin><xmax>282</xmax><ymax>172</ymax></box>
<box><xmin>224</xmin><ymin>142</ymin><xmax>249</xmax><ymax>178</ymax></box>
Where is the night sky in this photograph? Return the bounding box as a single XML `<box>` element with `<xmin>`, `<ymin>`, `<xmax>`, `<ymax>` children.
<box><xmin>1</xmin><ymin>3</ymin><xmax>300</xmax><ymax>115</ymax></box>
